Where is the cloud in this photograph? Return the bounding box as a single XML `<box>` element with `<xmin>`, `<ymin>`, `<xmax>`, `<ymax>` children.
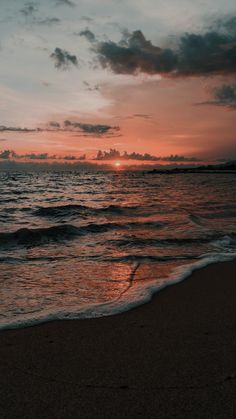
<box><xmin>96</xmin><ymin>18</ymin><xmax>236</xmax><ymax>77</ymax></box>
<box><xmin>115</xmin><ymin>113</ymin><xmax>152</xmax><ymax>121</ymax></box>
<box><xmin>133</xmin><ymin>113</ymin><xmax>152</xmax><ymax>119</ymax></box>
<box><xmin>49</xmin><ymin>121</ymin><xmax>61</xmax><ymax>128</ymax></box>
<box><xmin>97</xmin><ymin>30</ymin><xmax>177</xmax><ymax>75</ymax></box>
<box><xmin>20</xmin><ymin>4</ymin><xmax>60</xmax><ymax>25</ymax></box>
<box><xmin>56</xmin><ymin>0</ymin><xmax>75</xmax><ymax>6</ymax></box>
<box><xmin>160</xmin><ymin>155</ymin><xmax>199</xmax><ymax>162</ymax></box>
<box><xmin>212</xmin><ymin>83</ymin><xmax>236</xmax><ymax>108</ymax></box>
<box><xmin>22</xmin><ymin>153</ymin><xmax>54</xmax><ymax>160</ymax></box>
<box><xmin>0</xmin><ymin>125</ymin><xmax>39</xmax><ymax>133</ymax></box>
<box><xmin>36</xmin><ymin>17</ymin><xmax>60</xmax><ymax>25</ymax></box>
<box><xmin>196</xmin><ymin>83</ymin><xmax>236</xmax><ymax>109</ymax></box>
<box><xmin>0</xmin><ymin>148</ymin><xmax>199</xmax><ymax>163</ymax></box>
<box><xmin>79</xmin><ymin>29</ymin><xmax>96</xmax><ymax>43</ymax></box>
<box><xmin>21</xmin><ymin>2</ymin><xmax>38</xmax><ymax>16</ymax></box>
<box><xmin>63</xmin><ymin>120</ymin><xmax>120</xmax><ymax>135</ymax></box>
<box><xmin>83</xmin><ymin>81</ymin><xmax>99</xmax><ymax>91</ymax></box>
<box><xmin>0</xmin><ymin>150</ymin><xmax>86</xmax><ymax>161</ymax></box>
<box><xmin>50</xmin><ymin>48</ymin><xmax>78</xmax><ymax>70</ymax></box>
<box><xmin>94</xmin><ymin>149</ymin><xmax>199</xmax><ymax>162</ymax></box>
<box><xmin>211</xmin><ymin>16</ymin><xmax>236</xmax><ymax>37</ymax></box>
<box><xmin>0</xmin><ymin>122</ymin><xmax>120</xmax><ymax>137</ymax></box>
<box><xmin>178</xmin><ymin>31</ymin><xmax>236</xmax><ymax>76</ymax></box>
<box><xmin>0</xmin><ymin>150</ymin><xmax>11</xmax><ymax>159</ymax></box>
<box><xmin>63</xmin><ymin>154</ymin><xmax>86</xmax><ymax>160</ymax></box>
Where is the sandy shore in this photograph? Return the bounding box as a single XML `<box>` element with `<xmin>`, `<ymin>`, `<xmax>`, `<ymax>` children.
<box><xmin>1</xmin><ymin>260</ymin><xmax>236</xmax><ymax>419</ymax></box>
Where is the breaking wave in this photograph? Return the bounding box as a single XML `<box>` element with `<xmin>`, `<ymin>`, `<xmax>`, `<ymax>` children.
<box><xmin>0</xmin><ymin>220</ymin><xmax>166</xmax><ymax>248</ymax></box>
<box><xmin>34</xmin><ymin>204</ymin><xmax>140</xmax><ymax>218</ymax></box>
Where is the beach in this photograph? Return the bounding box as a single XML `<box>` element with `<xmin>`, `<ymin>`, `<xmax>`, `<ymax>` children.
<box><xmin>1</xmin><ymin>259</ymin><xmax>236</xmax><ymax>419</ymax></box>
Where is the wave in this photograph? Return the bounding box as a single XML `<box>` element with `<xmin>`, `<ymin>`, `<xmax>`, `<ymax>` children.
<box><xmin>1</xmin><ymin>253</ymin><xmax>235</xmax><ymax>331</ymax></box>
<box><xmin>189</xmin><ymin>211</ymin><xmax>236</xmax><ymax>226</ymax></box>
<box><xmin>0</xmin><ymin>220</ymin><xmax>166</xmax><ymax>248</ymax></box>
<box><xmin>200</xmin><ymin>210</ymin><xmax>236</xmax><ymax>219</ymax></box>
<box><xmin>107</xmin><ymin>235</ymin><xmax>225</xmax><ymax>248</ymax></box>
<box><xmin>34</xmin><ymin>204</ymin><xmax>140</xmax><ymax>218</ymax></box>
<box><xmin>103</xmin><ymin>254</ymin><xmax>198</xmax><ymax>263</ymax></box>
<box><xmin>0</xmin><ymin>225</ymin><xmax>79</xmax><ymax>247</ymax></box>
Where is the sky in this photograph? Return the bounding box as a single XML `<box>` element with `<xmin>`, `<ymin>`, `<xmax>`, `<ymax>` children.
<box><xmin>0</xmin><ymin>0</ymin><xmax>236</xmax><ymax>165</ymax></box>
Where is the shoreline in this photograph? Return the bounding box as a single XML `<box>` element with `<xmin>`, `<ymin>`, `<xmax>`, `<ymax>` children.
<box><xmin>1</xmin><ymin>254</ymin><xmax>235</xmax><ymax>332</ymax></box>
<box><xmin>1</xmin><ymin>259</ymin><xmax>236</xmax><ymax>418</ymax></box>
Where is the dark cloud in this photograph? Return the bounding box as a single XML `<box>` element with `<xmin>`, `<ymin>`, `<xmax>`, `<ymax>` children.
<box><xmin>177</xmin><ymin>31</ymin><xmax>236</xmax><ymax>76</ymax></box>
<box><xmin>97</xmin><ymin>30</ymin><xmax>177</xmax><ymax>75</ymax></box>
<box><xmin>0</xmin><ymin>138</ymin><xmax>7</xmax><ymax>142</ymax></box>
<box><xmin>0</xmin><ymin>122</ymin><xmax>120</xmax><ymax>138</ymax></box>
<box><xmin>20</xmin><ymin>5</ymin><xmax>61</xmax><ymax>26</ymax></box>
<box><xmin>63</xmin><ymin>154</ymin><xmax>86</xmax><ymax>160</ymax></box>
<box><xmin>0</xmin><ymin>150</ymin><xmax>86</xmax><ymax>161</ymax></box>
<box><xmin>211</xmin><ymin>16</ymin><xmax>236</xmax><ymax>37</ymax></box>
<box><xmin>0</xmin><ymin>125</ymin><xmax>39</xmax><ymax>133</ymax></box>
<box><xmin>23</xmin><ymin>153</ymin><xmax>54</xmax><ymax>160</ymax></box>
<box><xmin>36</xmin><ymin>17</ymin><xmax>60</xmax><ymax>25</ymax></box>
<box><xmin>213</xmin><ymin>83</ymin><xmax>236</xmax><ymax>108</ymax></box>
<box><xmin>63</xmin><ymin>120</ymin><xmax>120</xmax><ymax>135</ymax></box>
<box><xmin>196</xmin><ymin>83</ymin><xmax>236</xmax><ymax>109</ymax></box>
<box><xmin>0</xmin><ymin>150</ymin><xmax>11</xmax><ymax>159</ymax></box>
<box><xmin>0</xmin><ymin>148</ymin><xmax>195</xmax><ymax>162</ymax></box>
<box><xmin>115</xmin><ymin>113</ymin><xmax>152</xmax><ymax>121</ymax></box>
<box><xmin>50</xmin><ymin>48</ymin><xmax>78</xmax><ymax>70</ymax></box>
<box><xmin>96</xmin><ymin>18</ymin><xmax>236</xmax><ymax>77</ymax></box>
<box><xmin>49</xmin><ymin>121</ymin><xmax>61</xmax><ymax>128</ymax></box>
<box><xmin>83</xmin><ymin>81</ymin><xmax>99</xmax><ymax>91</ymax></box>
<box><xmin>94</xmin><ymin>149</ymin><xmax>199</xmax><ymax>162</ymax></box>
<box><xmin>95</xmin><ymin>149</ymin><xmax>160</xmax><ymax>161</ymax></box>
<box><xmin>160</xmin><ymin>155</ymin><xmax>199</xmax><ymax>162</ymax></box>
<box><xmin>79</xmin><ymin>29</ymin><xmax>96</xmax><ymax>43</ymax></box>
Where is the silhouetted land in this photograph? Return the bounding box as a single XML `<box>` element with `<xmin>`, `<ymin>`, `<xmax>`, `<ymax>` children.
<box><xmin>147</xmin><ymin>161</ymin><xmax>236</xmax><ymax>174</ymax></box>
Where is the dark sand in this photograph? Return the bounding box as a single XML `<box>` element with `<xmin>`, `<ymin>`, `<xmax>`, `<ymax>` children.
<box><xmin>1</xmin><ymin>260</ymin><xmax>236</xmax><ymax>419</ymax></box>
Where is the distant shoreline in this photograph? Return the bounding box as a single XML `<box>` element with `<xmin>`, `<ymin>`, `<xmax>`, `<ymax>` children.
<box><xmin>147</xmin><ymin>169</ymin><xmax>236</xmax><ymax>174</ymax></box>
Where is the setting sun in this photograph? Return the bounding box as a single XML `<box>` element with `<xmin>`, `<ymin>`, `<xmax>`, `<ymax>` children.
<box><xmin>114</xmin><ymin>161</ymin><xmax>121</xmax><ymax>168</ymax></box>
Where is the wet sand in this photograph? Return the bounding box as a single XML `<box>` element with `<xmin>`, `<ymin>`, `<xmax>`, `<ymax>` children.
<box><xmin>1</xmin><ymin>260</ymin><xmax>236</xmax><ymax>419</ymax></box>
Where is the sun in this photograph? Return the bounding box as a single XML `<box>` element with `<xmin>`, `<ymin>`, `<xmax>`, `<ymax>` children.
<box><xmin>114</xmin><ymin>161</ymin><xmax>121</xmax><ymax>168</ymax></box>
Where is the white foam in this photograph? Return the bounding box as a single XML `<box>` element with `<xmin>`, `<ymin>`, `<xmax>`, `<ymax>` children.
<box><xmin>1</xmin><ymin>252</ymin><xmax>236</xmax><ymax>331</ymax></box>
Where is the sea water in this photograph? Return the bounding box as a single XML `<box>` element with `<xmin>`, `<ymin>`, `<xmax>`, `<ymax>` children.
<box><xmin>0</xmin><ymin>171</ymin><xmax>236</xmax><ymax>330</ymax></box>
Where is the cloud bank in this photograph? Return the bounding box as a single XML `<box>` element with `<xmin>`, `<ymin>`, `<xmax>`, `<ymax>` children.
<box><xmin>0</xmin><ymin>150</ymin><xmax>86</xmax><ymax>161</ymax></box>
<box><xmin>0</xmin><ymin>121</ymin><xmax>121</xmax><ymax>138</ymax></box>
<box><xmin>0</xmin><ymin>148</ymin><xmax>200</xmax><ymax>163</ymax></box>
<box><xmin>96</xmin><ymin>18</ymin><xmax>236</xmax><ymax>77</ymax></box>
<box><xmin>94</xmin><ymin>149</ymin><xmax>199</xmax><ymax>162</ymax></box>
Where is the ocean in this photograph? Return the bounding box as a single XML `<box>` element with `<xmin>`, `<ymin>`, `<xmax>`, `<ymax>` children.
<box><xmin>0</xmin><ymin>171</ymin><xmax>236</xmax><ymax>330</ymax></box>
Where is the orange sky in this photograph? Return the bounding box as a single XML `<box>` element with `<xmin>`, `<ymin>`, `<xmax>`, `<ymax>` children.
<box><xmin>0</xmin><ymin>0</ymin><xmax>236</xmax><ymax>165</ymax></box>
<box><xmin>2</xmin><ymin>76</ymin><xmax>236</xmax><ymax>161</ymax></box>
